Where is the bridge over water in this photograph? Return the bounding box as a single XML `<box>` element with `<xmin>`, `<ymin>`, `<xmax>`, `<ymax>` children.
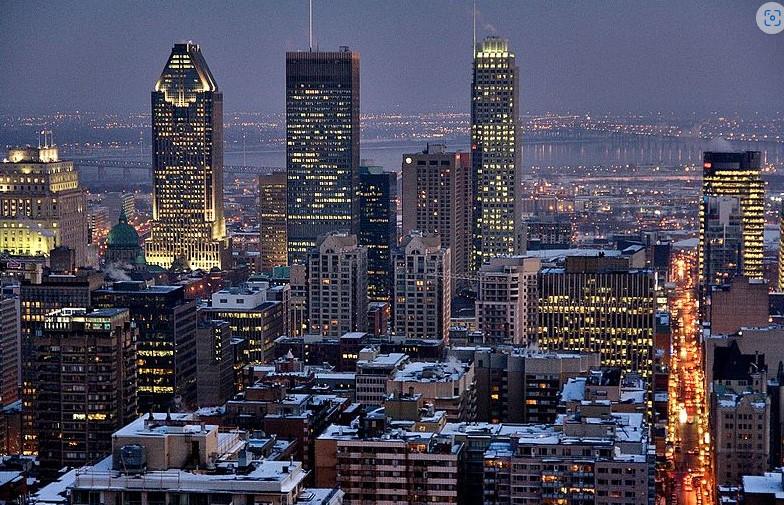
<box><xmin>73</xmin><ymin>158</ymin><xmax>283</xmax><ymax>183</ymax></box>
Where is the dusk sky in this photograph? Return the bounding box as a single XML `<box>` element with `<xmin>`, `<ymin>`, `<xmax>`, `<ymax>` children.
<box><xmin>1</xmin><ymin>0</ymin><xmax>782</xmax><ymax>115</ymax></box>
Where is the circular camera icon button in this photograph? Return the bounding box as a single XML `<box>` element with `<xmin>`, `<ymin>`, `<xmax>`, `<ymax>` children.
<box><xmin>757</xmin><ymin>2</ymin><xmax>784</xmax><ymax>34</ymax></box>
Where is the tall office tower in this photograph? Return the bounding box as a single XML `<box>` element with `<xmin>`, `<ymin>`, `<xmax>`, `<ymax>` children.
<box><xmin>779</xmin><ymin>203</ymin><xmax>784</xmax><ymax>290</ymax></box>
<box><xmin>0</xmin><ymin>295</ymin><xmax>19</xmax><ymax>409</ymax></box>
<box><xmin>475</xmin><ymin>256</ymin><xmax>540</xmax><ymax>346</ymax></box>
<box><xmin>307</xmin><ymin>232</ymin><xmax>367</xmax><ymax>337</ymax></box>
<box><xmin>538</xmin><ymin>255</ymin><xmax>655</xmax><ymax>381</ymax></box>
<box><xmin>33</xmin><ymin>308</ymin><xmax>136</xmax><ymax>476</ymax></box>
<box><xmin>0</xmin><ymin>145</ymin><xmax>88</xmax><ymax>267</ymax></box>
<box><xmin>19</xmin><ymin>270</ymin><xmax>104</xmax><ymax>455</ymax></box>
<box><xmin>699</xmin><ymin>151</ymin><xmax>764</xmax><ymax>286</ymax></box>
<box><xmin>286</xmin><ymin>47</ymin><xmax>360</xmax><ymax>262</ymax></box>
<box><xmin>401</xmin><ymin>144</ymin><xmax>471</xmax><ymax>291</ymax></box>
<box><xmin>471</xmin><ymin>36</ymin><xmax>522</xmax><ymax>269</ymax></box>
<box><xmin>359</xmin><ymin>165</ymin><xmax>397</xmax><ymax>303</ymax></box>
<box><xmin>701</xmin><ymin>195</ymin><xmax>743</xmax><ymax>287</ymax></box>
<box><xmin>93</xmin><ymin>282</ymin><xmax>197</xmax><ymax>413</ymax></box>
<box><xmin>146</xmin><ymin>42</ymin><xmax>229</xmax><ymax>271</ymax></box>
<box><xmin>392</xmin><ymin>233</ymin><xmax>451</xmax><ymax>341</ymax></box>
<box><xmin>258</xmin><ymin>173</ymin><xmax>288</xmax><ymax>273</ymax></box>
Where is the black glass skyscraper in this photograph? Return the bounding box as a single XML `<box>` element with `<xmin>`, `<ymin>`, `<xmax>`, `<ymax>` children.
<box><xmin>359</xmin><ymin>165</ymin><xmax>397</xmax><ymax>303</ymax></box>
<box><xmin>147</xmin><ymin>42</ymin><xmax>228</xmax><ymax>271</ymax></box>
<box><xmin>286</xmin><ymin>47</ymin><xmax>360</xmax><ymax>263</ymax></box>
<box><xmin>93</xmin><ymin>282</ymin><xmax>198</xmax><ymax>413</ymax></box>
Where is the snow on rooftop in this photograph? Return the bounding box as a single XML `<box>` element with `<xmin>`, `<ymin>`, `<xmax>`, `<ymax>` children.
<box><xmin>560</xmin><ymin>377</ymin><xmax>587</xmax><ymax>401</ymax></box>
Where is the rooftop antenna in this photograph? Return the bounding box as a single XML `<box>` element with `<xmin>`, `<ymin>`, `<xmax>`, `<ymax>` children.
<box><xmin>472</xmin><ymin>0</ymin><xmax>476</xmax><ymax>55</ymax></box>
<box><xmin>309</xmin><ymin>0</ymin><xmax>313</xmax><ymax>51</ymax></box>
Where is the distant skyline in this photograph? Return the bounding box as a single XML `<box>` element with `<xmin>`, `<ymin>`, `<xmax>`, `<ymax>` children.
<box><xmin>1</xmin><ymin>1</ymin><xmax>782</xmax><ymax>116</ymax></box>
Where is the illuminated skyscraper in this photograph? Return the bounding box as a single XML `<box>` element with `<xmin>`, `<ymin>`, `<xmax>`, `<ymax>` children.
<box><xmin>778</xmin><ymin>203</ymin><xmax>784</xmax><ymax>290</ymax></box>
<box><xmin>286</xmin><ymin>47</ymin><xmax>360</xmax><ymax>262</ymax></box>
<box><xmin>471</xmin><ymin>36</ymin><xmax>522</xmax><ymax>269</ymax></box>
<box><xmin>699</xmin><ymin>151</ymin><xmax>764</xmax><ymax>287</ymax></box>
<box><xmin>538</xmin><ymin>255</ymin><xmax>655</xmax><ymax>381</ymax></box>
<box><xmin>359</xmin><ymin>165</ymin><xmax>397</xmax><ymax>303</ymax></box>
<box><xmin>0</xmin><ymin>145</ymin><xmax>88</xmax><ymax>267</ymax></box>
<box><xmin>146</xmin><ymin>42</ymin><xmax>229</xmax><ymax>271</ymax></box>
<box><xmin>258</xmin><ymin>173</ymin><xmax>288</xmax><ymax>272</ymax></box>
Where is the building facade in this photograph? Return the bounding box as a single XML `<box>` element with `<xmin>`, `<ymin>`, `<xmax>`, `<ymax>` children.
<box><xmin>700</xmin><ymin>195</ymin><xmax>743</xmax><ymax>288</ymax></box>
<box><xmin>146</xmin><ymin>42</ymin><xmax>229</xmax><ymax>270</ymax></box>
<box><xmin>708</xmin><ymin>276</ymin><xmax>769</xmax><ymax>335</ymax></box>
<box><xmin>316</xmin><ymin>425</ymin><xmax>462</xmax><ymax>504</ymax></box>
<box><xmin>0</xmin><ymin>295</ymin><xmax>18</xmax><ymax>410</ymax></box>
<box><xmin>471</xmin><ymin>37</ymin><xmax>522</xmax><ymax>268</ymax></box>
<box><xmin>258</xmin><ymin>172</ymin><xmax>288</xmax><ymax>273</ymax></box>
<box><xmin>699</xmin><ymin>151</ymin><xmax>764</xmax><ymax>286</ymax></box>
<box><xmin>393</xmin><ymin>233</ymin><xmax>451</xmax><ymax>341</ymax></box>
<box><xmin>482</xmin><ymin>411</ymin><xmax>652</xmax><ymax>505</ymax></box>
<box><xmin>103</xmin><ymin>208</ymin><xmax>144</xmax><ymax>266</ymax></box>
<box><xmin>93</xmin><ymin>282</ymin><xmax>197</xmax><ymax>413</ymax></box>
<box><xmin>387</xmin><ymin>360</ymin><xmax>477</xmax><ymax>421</ymax></box>
<box><xmin>0</xmin><ymin>146</ymin><xmax>88</xmax><ymax>267</ymax></box>
<box><xmin>201</xmin><ymin>285</ymin><xmax>286</xmax><ymax>363</ymax></box>
<box><xmin>286</xmin><ymin>48</ymin><xmax>360</xmax><ymax>262</ymax></box>
<box><xmin>779</xmin><ymin>203</ymin><xmax>784</xmax><ymax>291</ymax></box>
<box><xmin>33</xmin><ymin>308</ymin><xmax>136</xmax><ymax>475</ymax></box>
<box><xmin>19</xmin><ymin>270</ymin><xmax>104</xmax><ymax>455</ymax></box>
<box><xmin>37</xmin><ymin>413</ymin><xmax>341</xmax><ymax>505</ymax></box>
<box><xmin>538</xmin><ymin>256</ymin><xmax>655</xmax><ymax>381</ymax></box>
<box><xmin>475</xmin><ymin>256</ymin><xmax>540</xmax><ymax>346</ymax></box>
<box><xmin>358</xmin><ymin>165</ymin><xmax>397</xmax><ymax>303</ymax></box>
<box><xmin>307</xmin><ymin>233</ymin><xmax>368</xmax><ymax>337</ymax></box>
<box><xmin>195</xmin><ymin>318</ymin><xmax>234</xmax><ymax>407</ymax></box>
<box><xmin>401</xmin><ymin>144</ymin><xmax>471</xmax><ymax>289</ymax></box>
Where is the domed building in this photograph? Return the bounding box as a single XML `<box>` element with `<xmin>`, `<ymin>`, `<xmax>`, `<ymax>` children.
<box><xmin>104</xmin><ymin>209</ymin><xmax>145</xmax><ymax>267</ymax></box>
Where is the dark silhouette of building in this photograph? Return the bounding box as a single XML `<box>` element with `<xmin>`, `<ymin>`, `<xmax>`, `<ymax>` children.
<box><xmin>93</xmin><ymin>282</ymin><xmax>197</xmax><ymax>412</ymax></box>
<box><xmin>34</xmin><ymin>308</ymin><xmax>136</xmax><ymax>476</ymax></box>
<box><xmin>19</xmin><ymin>269</ymin><xmax>104</xmax><ymax>454</ymax></box>
<box><xmin>286</xmin><ymin>47</ymin><xmax>360</xmax><ymax>262</ymax></box>
<box><xmin>358</xmin><ymin>165</ymin><xmax>397</xmax><ymax>303</ymax></box>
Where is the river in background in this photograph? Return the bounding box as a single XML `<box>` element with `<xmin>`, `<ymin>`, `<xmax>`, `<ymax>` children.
<box><xmin>71</xmin><ymin>135</ymin><xmax>784</xmax><ymax>189</ymax></box>
<box><xmin>221</xmin><ymin>135</ymin><xmax>784</xmax><ymax>173</ymax></box>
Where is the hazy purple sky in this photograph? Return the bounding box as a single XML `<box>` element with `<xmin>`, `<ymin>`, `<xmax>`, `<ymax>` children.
<box><xmin>1</xmin><ymin>0</ymin><xmax>782</xmax><ymax>115</ymax></box>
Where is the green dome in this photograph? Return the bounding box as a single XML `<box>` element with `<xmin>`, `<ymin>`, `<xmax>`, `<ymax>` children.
<box><xmin>107</xmin><ymin>209</ymin><xmax>140</xmax><ymax>248</ymax></box>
